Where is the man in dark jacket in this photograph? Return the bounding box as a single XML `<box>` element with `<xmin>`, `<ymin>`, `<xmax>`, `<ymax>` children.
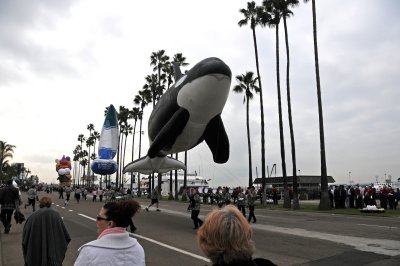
<box><xmin>0</xmin><ymin>179</ymin><xmax>20</xmax><ymax>233</ymax></box>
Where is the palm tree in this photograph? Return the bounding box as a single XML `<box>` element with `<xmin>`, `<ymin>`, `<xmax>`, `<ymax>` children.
<box><xmin>172</xmin><ymin>53</ymin><xmax>189</xmax><ymax>192</ymax></box>
<box><xmin>72</xmin><ymin>145</ymin><xmax>81</xmax><ymax>185</ymax></box>
<box><xmin>86</xmin><ymin>124</ymin><xmax>95</xmax><ymax>179</ymax></box>
<box><xmin>0</xmin><ymin>141</ymin><xmax>16</xmax><ymax>181</ymax></box>
<box><xmin>129</xmin><ymin>107</ymin><xmax>140</xmax><ymax>189</ymax></box>
<box><xmin>263</xmin><ymin>0</ymin><xmax>291</xmax><ymax>208</ymax></box>
<box><xmin>80</xmin><ymin>157</ymin><xmax>88</xmax><ymax>184</ymax></box>
<box><xmin>278</xmin><ymin>0</ymin><xmax>301</xmax><ymax>209</ymax></box>
<box><xmin>238</xmin><ymin>1</ymin><xmax>270</xmax><ymax>206</ymax></box>
<box><xmin>77</xmin><ymin>134</ymin><xmax>86</xmax><ymax>185</ymax></box>
<box><xmin>91</xmin><ymin>131</ymin><xmax>100</xmax><ymax>158</ymax></box>
<box><xmin>117</xmin><ymin>106</ymin><xmax>130</xmax><ymax>188</ymax></box>
<box><xmin>150</xmin><ymin>50</ymin><xmax>169</xmax><ymax>101</ymax></box>
<box><xmin>122</xmin><ymin>123</ymin><xmax>133</xmax><ymax>185</ymax></box>
<box><xmin>86</xmin><ymin>136</ymin><xmax>95</xmax><ymax>186</ymax></box>
<box><xmin>233</xmin><ymin>72</ymin><xmax>259</xmax><ymax>187</ymax></box>
<box><xmin>163</xmin><ymin>61</ymin><xmax>173</xmax><ymax>90</ymax></box>
<box><xmin>134</xmin><ymin>89</ymin><xmax>151</xmax><ymax>193</ymax></box>
<box><xmin>304</xmin><ymin>0</ymin><xmax>329</xmax><ymax>210</ymax></box>
<box><xmin>129</xmin><ymin>107</ymin><xmax>141</xmax><ymax>161</ymax></box>
<box><xmin>143</xmin><ymin>74</ymin><xmax>159</xmax><ymax>108</ymax></box>
<box><xmin>172</xmin><ymin>53</ymin><xmax>189</xmax><ymax>70</ymax></box>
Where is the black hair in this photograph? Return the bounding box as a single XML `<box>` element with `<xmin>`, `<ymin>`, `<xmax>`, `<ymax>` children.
<box><xmin>103</xmin><ymin>200</ymin><xmax>141</xmax><ymax>227</ymax></box>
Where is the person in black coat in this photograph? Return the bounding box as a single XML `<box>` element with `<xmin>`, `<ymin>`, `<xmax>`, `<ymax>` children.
<box><xmin>0</xmin><ymin>179</ymin><xmax>20</xmax><ymax>234</ymax></box>
<box><xmin>22</xmin><ymin>197</ymin><xmax>71</xmax><ymax>266</ymax></box>
<box><xmin>197</xmin><ymin>205</ymin><xmax>276</xmax><ymax>266</ymax></box>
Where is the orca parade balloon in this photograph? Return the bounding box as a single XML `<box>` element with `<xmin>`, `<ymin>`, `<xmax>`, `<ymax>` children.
<box><xmin>124</xmin><ymin>57</ymin><xmax>231</xmax><ymax>175</ymax></box>
<box><xmin>91</xmin><ymin>104</ymin><xmax>119</xmax><ymax>175</ymax></box>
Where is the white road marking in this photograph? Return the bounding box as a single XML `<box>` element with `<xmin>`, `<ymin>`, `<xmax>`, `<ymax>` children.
<box><xmin>131</xmin><ymin>233</ymin><xmax>210</xmax><ymax>263</ymax></box>
<box><xmin>78</xmin><ymin>213</ymin><xmax>95</xmax><ymax>221</ymax></box>
<box><xmin>357</xmin><ymin>223</ymin><xmax>399</xmax><ymax>230</ymax></box>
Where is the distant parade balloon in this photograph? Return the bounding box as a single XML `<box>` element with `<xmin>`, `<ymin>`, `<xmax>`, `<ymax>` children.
<box><xmin>91</xmin><ymin>104</ymin><xmax>119</xmax><ymax>175</ymax></box>
<box><xmin>56</xmin><ymin>155</ymin><xmax>72</xmax><ymax>186</ymax></box>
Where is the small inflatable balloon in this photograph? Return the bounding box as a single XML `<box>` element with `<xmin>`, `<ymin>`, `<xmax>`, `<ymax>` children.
<box><xmin>91</xmin><ymin>104</ymin><xmax>119</xmax><ymax>175</ymax></box>
<box><xmin>56</xmin><ymin>155</ymin><xmax>72</xmax><ymax>186</ymax></box>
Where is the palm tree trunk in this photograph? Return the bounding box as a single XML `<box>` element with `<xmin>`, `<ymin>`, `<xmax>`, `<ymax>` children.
<box><xmin>310</xmin><ymin>0</ymin><xmax>330</xmax><ymax>210</ymax></box>
<box><xmin>122</xmin><ymin>133</ymin><xmax>128</xmax><ymax>189</ymax></box>
<box><xmin>283</xmin><ymin>16</ymin><xmax>299</xmax><ymax>210</ymax></box>
<box><xmin>181</xmin><ymin>151</ymin><xmax>188</xmax><ymax>201</ymax></box>
<box><xmin>138</xmin><ymin>115</ymin><xmax>143</xmax><ymax>194</ymax></box>
<box><xmin>174</xmin><ymin>153</ymin><xmax>178</xmax><ymax>200</ymax></box>
<box><xmin>251</xmin><ymin>27</ymin><xmax>267</xmax><ymax>206</ymax></box>
<box><xmin>131</xmin><ymin>120</ymin><xmax>137</xmax><ymax>187</ymax></box>
<box><xmin>275</xmin><ymin>24</ymin><xmax>290</xmax><ymax>208</ymax></box>
<box><xmin>169</xmin><ymin>166</ymin><xmax>173</xmax><ymax>200</ymax></box>
<box><xmin>87</xmin><ymin>146</ymin><xmax>91</xmax><ymax>186</ymax></box>
<box><xmin>246</xmin><ymin>95</ymin><xmax>253</xmax><ymax>187</ymax></box>
<box><xmin>116</xmin><ymin>133</ymin><xmax>121</xmax><ymax>188</ymax></box>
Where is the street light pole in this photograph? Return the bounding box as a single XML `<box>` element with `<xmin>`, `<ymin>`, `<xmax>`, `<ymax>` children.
<box><xmin>349</xmin><ymin>171</ymin><xmax>352</xmax><ymax>184</ymax></box>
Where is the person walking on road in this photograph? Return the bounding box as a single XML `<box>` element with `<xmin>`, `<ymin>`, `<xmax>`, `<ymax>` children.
<box><xmin>0</xmin><ymin>179</ymin><xmax>20</xmax><ymax>234</ymax></box>
<box><xmin>74</xmin><ymin>200</ymin><xmax>145</xmax><ymax>266</ymax></box>
<box><xmin>236</xmin><ymin>188</ymin><xmax>247</xmax><ymax>217</ymax></box>
<box><xmin>75</xmin><ymin>187</ymin><xmax>82</xmax><ymax>204</ymax></box>
<box><xmin>146</xmin><ymin>186</ymin><xmax>161</xmax><ymax>212</ymax></box>
<box><xmin>189</xmin><ymin>188</ymin><xmax>203</xmax><ymax>229</ymax></box>
<box><xmin>92</xmin><ymin>189</ymin><xmax>97</xmax><ymax>202</ymax></box>
<box><xmin>218</xmin><ymin>187</ymin><xmax>231</xmax><ymax>208</ymax></box>
<box><xmin>247</xmin><ymin>186</ymin><xmax>257</xmax><ymax>223</ymax></box>
<box><xmin>98</xmin><ymin>187</ymin><xmax>104</xmax><ymax>202</ymax></box>
<box><xmin>22</xmin><ymin>196</ymin><xmax>71</xmax><ymax>266</ymax></box>
<box><xmin>65</xmin><ymin>186</ymin><xmax>72</xmax><ymax>205</ymax></box>
<box><xmin>25</xmin><ymin>185</ymin><xmax>38</xmax><ymax>212</ymax></box>
<box><xmin>58</xmin><ymin>186</ymin><xmax>64</xmax><ymax>199</ymax></box>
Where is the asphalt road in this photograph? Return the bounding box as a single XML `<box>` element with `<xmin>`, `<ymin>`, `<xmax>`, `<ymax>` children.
<box><xmin>1</xmin><ymin>191</ymin><xmax>400</xmax><ymax>266</ymax></box>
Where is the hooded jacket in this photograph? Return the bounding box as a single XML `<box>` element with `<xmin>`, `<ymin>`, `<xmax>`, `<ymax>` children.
<box><xmin>74</xmin><ymin>231</ymin><xmax>145</xmax><ymax>266</ymax></box>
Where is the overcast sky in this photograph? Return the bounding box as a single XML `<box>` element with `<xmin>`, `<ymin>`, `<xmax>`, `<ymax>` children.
<box><xmin>1</xmin><ymin>0</ymin><xmax>399</xmax><ymax>187</ymax></box>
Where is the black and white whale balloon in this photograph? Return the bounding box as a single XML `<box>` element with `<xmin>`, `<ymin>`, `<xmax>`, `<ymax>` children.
<box><xmin>123</xmin><ymin>57</ymin><xmax>231</xmax><ymax>174</ymax></box>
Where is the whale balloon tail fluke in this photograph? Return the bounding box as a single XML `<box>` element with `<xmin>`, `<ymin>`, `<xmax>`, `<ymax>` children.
<box><xmin>123</xmin><ymin>156</ymin><xmax>186</xmax><ymax>175</ymax></box>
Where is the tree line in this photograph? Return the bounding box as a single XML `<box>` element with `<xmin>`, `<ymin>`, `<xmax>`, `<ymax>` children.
<box><xmin>1</xmin><ymin>0</ymin><xmax>330</xmax><ymax>210</ymax></box>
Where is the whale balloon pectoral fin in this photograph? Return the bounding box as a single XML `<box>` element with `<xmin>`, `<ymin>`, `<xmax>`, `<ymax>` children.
<box><xmin>123</xmin><ymin>156</ymin><xmax>186</xmax><ymax>175</ymax></box>
<box><xmin>203</xmin><ymin>115</ymin><xmax>230</xmax><ymax>163</ymax></box>
<box><xmin>148</xmin><ymin>108</ymin><xmax>190</xmax><ymax>157</ymax></box>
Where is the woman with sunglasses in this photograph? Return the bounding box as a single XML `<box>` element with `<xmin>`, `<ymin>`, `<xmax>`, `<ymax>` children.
<box><xmin>74</xmin><ymin>200</ymin><xmax>145</xmax><ymax>266</ymax></box>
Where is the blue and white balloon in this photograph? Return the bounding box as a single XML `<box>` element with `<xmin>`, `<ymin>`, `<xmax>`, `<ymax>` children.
<box><xmin>91</xmin><ymin>104</ymin><xmax>119</xmax><ymax>175</ymax></box>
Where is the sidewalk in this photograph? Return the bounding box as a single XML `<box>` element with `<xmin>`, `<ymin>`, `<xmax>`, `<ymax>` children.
<box><xmin>0</xmin><ymin>205</ymin><xmax>31</xmax><ymax>266</ymax></box>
